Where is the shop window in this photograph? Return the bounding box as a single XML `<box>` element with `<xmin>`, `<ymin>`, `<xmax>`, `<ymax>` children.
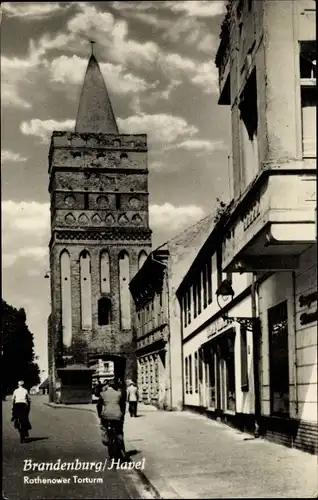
<box><xmin>189</xmin><ymin>355</ymin><xmax>193</xmax><ymax>394</ymax></box>
<box><xmin>198</xmin><ymin>349</ymin><xmax>203</xmax><ymax>386</ymax></box>
<box><xmin>226</xmin><ymin>335</ymin><xmax>236</xmax><ymax>411</ymax></box>
<box><xmin>98</xmin><ymin>297</ymin><xmax>111</xmax><ymax>326</ymax></box>
<box><xmin>268</xmin><ymin>301</ymin><xmax>289</xmax><ymax>416</ymax></box>
<box><xmin>208</xmin><ymin>349</ymin><xmax>216</xmax><ymax>407</ymax></box>
<box><xmin>240</xmin><ymin>327</ymin><xmax>249</xmax><ymax>391</ymax></box>
<box><xmin>185</xmin><ymin>357</ymin><xmax>189</xmax><ymax>394</ymax></box>
<box><xmin>195</xmin><ymin>351</ymin><xmax>199</xmax><ymax>393</ymax></box>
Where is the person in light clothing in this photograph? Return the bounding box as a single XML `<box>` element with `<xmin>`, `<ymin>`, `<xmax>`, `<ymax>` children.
<box><xmin>12</xmin><ymin>380</ymin><xmax>31</xmax><ymax>436</ymax></box>
<box><xmin>127</xmin><ymin>381</ymin><xmax>138</xmax><ymax>417</ymax></box>
<box><xmin>98</xmin><ymin>378</ymin><xmax>126</xmax><ymax>452</ymax></box>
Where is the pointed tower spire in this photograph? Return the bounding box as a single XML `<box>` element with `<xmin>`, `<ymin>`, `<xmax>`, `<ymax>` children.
<box><xmin>75</xmin><ymin>46</ymin><xmax>119</xmax><ymax>134</ymax></box>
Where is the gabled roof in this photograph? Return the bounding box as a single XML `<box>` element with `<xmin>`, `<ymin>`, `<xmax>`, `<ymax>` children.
<box><xmin>75</xmin><ymin>54</ymin><xmax>119</xmax><ymax>134</ymax></box>
<box><xmin>39</xmin><ymin>377</ymin><xmax>49</xmax><ymax>389</ymax></box>
<box><xmin>176</xmin><ymin>200</ymin><xmax>234</xmax><ymax>297</ymax></box>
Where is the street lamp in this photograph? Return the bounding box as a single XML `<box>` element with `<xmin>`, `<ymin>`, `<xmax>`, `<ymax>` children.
<box><xmin>216</xmin><ymin>278</ymin><xmax>259</xmax><ymax>331</ymax></box>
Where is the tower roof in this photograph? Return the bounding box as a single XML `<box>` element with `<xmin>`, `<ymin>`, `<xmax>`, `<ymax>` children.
<box><xmin>75</xmin><ymin>54</ymin><xmax>119</xmax><ymax>134</ymax></box>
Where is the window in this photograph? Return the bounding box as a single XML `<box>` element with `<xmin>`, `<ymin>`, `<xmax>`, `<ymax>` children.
<box><xmin>300</xmin><ymin>41</ymin><xmax>316</xmax><ymax>79</ymax></box>
<box><xmin>115</xmin><ymin>194</ymin><xmax>120</xmax><ymax>210</ymax></box>
<box><xmin>195</xmin><ymin>351</ymin><xmax>199</xmax><ymax>393</ymax></box>
<box><xmin>208</xmin><ymin>348</ymin><xmax>216</xmax><ymax>407</ymax></box>
<box><xmin>84</xmin><ymin>193</ymin><xmax>89</xmax><ymax>210</ymax></box>
<box><xmin>187</xmin><ymin>289</ymin><xmax>191</xmax><ymax>324</ymax></box>
<box><xmin>183</xmin><ymin>295</ymin><xmax>188</xmax><ymax>328</ymax></box>
<box><xmin>197</xmin><ymin>274</ymin><xmax>202</xmax><ymax>314</ymax></box>
<box><xmin>268</xmin><ymin>301</ymin><xmax>289</xmax><ymax>416</ymax></box>
<box><xmin>300</xmin><ymin>42</ymin><xmax>316</xmax><ymax>157</ymax></box>
<box><xmin>240</xmin><ymin>327</ymin><xmax>249</xmax><ymax>391</ymax></box>
<box><xmin>207</xmin><ymin>259</ymin><xmax>212</xmax><ymax>304</ymax></box>
<box><xmin>185</xmin><ymin>357</ymin><xmax>189</xmax><ymax>394</ymax></box>
<box><xmin>223</xmin><ymin>334</ymin><xmax>236</xmax><ymax>412</ymax></box>
<box><xmin>193</xmin><ymin>283</ymin><xmax>197</xmax><ymax>318</ymax></box>
<box><xmin>217</xmin><ymin>249</ymin><xmax>223</xmax><ymax>288</ymax></box>
<box><xmin>203</xmin><ymin>264</ymin><xmax>208</xmax><ymax>309</ymax></box>
<box><xmin>98</xmin><ymin>297</ymin><xmax>111</xmax><ymax>325</ymax></box>
<box><xmin>239</xmin><ymin>68</ymin><xmax>259</xmax><ymax>189</ymax></box>
<box><xmin>189</xmin><ymin>355</ymin><xmax>193</xmax><ymax>394</ymax></box>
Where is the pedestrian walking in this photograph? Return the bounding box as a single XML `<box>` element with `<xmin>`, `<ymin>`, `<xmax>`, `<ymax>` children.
<box><xmin>127</xmin><ymin>381</ymin><xmax>138</xmax><ymax>417</ymax></box>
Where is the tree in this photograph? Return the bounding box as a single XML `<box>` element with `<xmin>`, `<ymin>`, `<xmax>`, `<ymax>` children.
<box><xmin>1</xmin><ymin>299</ymin><xmax>40</xmax><ymax>395</ymax></box>
<box><xmin>213</xmin><ymin>198</ymin><xmax>228</xmax><ymax>224</ymax></box>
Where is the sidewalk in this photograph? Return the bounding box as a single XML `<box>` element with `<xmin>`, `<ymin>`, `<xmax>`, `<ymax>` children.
<box><xmin>124</xmin><ymin>405</ymin><xmax>318</xmax><ymax>499</ymax></box>
<box><xmin>44</xmin><ymin>400</ymin><xmax>317</xmax><ymax>498</ymax></box>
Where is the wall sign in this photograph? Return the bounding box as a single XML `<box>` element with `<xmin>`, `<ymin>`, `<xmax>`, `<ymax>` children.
<box><xmin>299</xmin><ymin>290</ymin><xmax>317</xmax><ymax>325</ymax></box>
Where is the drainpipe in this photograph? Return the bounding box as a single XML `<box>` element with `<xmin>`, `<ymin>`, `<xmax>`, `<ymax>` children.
<box><xmin>165</xmin><ymin>268</ymin><xmax>173</xmax><ymax>411</ymax></box>
<box><xmin>292</xmin><ymin>271</ymin><xmax>299</xmax><ymax>416</ymax></box>
<box><xmin>251</xmin><ymin>273</ymin><xmax>261</xmax><ymax>438</ymax></box>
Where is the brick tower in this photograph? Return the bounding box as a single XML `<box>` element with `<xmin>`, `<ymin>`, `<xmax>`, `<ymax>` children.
<box><xmin>48</xmin><ymin>52</ymin><xmax>152</xmax><ymax>401</ymax></box>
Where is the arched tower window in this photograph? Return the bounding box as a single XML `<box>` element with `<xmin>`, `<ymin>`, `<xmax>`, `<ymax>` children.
<box><xmin>60</xmin><ymin>250</ymin><xmax>72</xmax><ymax>348</ymax></box>
<box><xmin>138</xmin><ymin>251</ymin><xmax>147</xmax><ymax>270</ymax></box>
<box><xmin>80</xmin><ymin>250</ymin><xmax>92</xmax><ymax>330</ymax></box>
<box><xmin>100</xmin><ymin>250</ymin><xmax>110</xmax><ymax>294</ymax></box>
<box><xmin>118</xmin><ymin>250</ymin><xmax>131</xmax><ymax>330</ymax></box>
<box><xmin>98</xmin><ymin>297</ymin><xmax>111</xmax><ymax>326</ymax></box>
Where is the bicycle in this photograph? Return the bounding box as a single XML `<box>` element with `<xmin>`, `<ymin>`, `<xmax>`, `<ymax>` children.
<box><xmin>106</xmin><ymin>421</ymin><xmax>124</xmax><ymax>461</ymax></box>
<box><xmin>14</xmin><ymin>417</ymin><xmax>28</xmax><ymax>443</ymax></box>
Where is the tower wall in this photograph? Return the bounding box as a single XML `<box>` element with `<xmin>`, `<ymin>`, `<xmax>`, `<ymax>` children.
<box><xmin>49</xmin><ymin>132</ymin><xmax>152</xmax><ymax>385</ymax></box>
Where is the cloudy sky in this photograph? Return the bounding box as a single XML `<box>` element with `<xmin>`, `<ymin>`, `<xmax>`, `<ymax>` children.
<box><xmin>1</xmin><ymin>1</ymin><xmax>231</xmax><ymax>375</ymax></box>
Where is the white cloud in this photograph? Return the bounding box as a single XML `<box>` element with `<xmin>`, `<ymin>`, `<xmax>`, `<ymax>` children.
<box><xmin>1</xmin><ymin>149</ymin><xmax>27</xmax><ymax>163</ymax></box>
<box><xmin>1</xmin><ymin>55</ymin><xmax>38</xmax><ymax>109</ymax></box>
<box><xmin>20</xmin><ymin>119</ymin><xmax>75</xmax><ymax>143</ymax></box>
<box><xmin>150</xmin><ymin>203</ymin><xmax>204</xmax><ymax>233</ymax></box>
<box><xmin>2</xmin><ymin>2</ymin><xmax>71</xmax><ymax>19</ymax></box>
<box><xmin>118</xmin><ymin>113</ymin><xmax>198</xmax><ymax>145</ymax></box>
<box><xmin>160</xmin><ymin>53</ymin><xmax>218</xmax><ymax>94</ymax></box>
<box><xmin>164</xmin><ymin>1</ymin><xmax>226</xmax><ymax>18</ymax></box>
<box><xmin>175</xmin><ymin>139</ymin><xmax>226</xmax><ymax>153</ymax></box>
<box><xmin>2</xmin><ymin>201</ymin><xmax>50</xmax><ymax>268</ymax></box>
<box><xmin>49</xmin><ymin>55</ymin><xmax>158</xmax><ymax>94</ymax></box>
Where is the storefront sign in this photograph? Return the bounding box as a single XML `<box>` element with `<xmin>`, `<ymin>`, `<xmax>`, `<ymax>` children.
<box><xmin>242</xmin><ymin>198</ymin><xmax>260</xmax><ymax>231</ymax></box>
<box><xmin>299</xmin><ymin>290</ymin><xmax>317</xmax><ymax>325</ymax></box>
<box><xmin>207</xmin><ymin>316</ymin><xmax>230</xmax><ymax>338</ymax></box>
<box><xmin>299</xmin><ymin>291</ymin><xmax>317</xmax><ymax>308</ymax></box>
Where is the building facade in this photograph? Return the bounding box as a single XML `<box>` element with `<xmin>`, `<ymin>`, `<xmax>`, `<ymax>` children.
<box><xmin>177</xmin><ymin>210</ymin><xmax>263</xmax><ymax>432</ymax></box>
<box><xmin>214</xmin><ymin>0</ymin><xmax>317</xmax><ymax>452</ymax></box>
<box><xmin>48</xmin><ymin>53</ymin><xmax>152</xmax><ymax>401</ymax></box>
<box><xmin>129</xmin><ymin>214</ymin><xmax>218</xmax><ymax>410</ymax></box>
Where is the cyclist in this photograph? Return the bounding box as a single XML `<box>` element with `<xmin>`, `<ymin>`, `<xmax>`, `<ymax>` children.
<box><xmin>98</xmin><ymin>377</ymin><xmax>126</xmax><ymax>454</ymax></box>
<box><xmin>12</xmin><ymin>380</ymin><xmax>31</xmax><ymax>440</ymax></box>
